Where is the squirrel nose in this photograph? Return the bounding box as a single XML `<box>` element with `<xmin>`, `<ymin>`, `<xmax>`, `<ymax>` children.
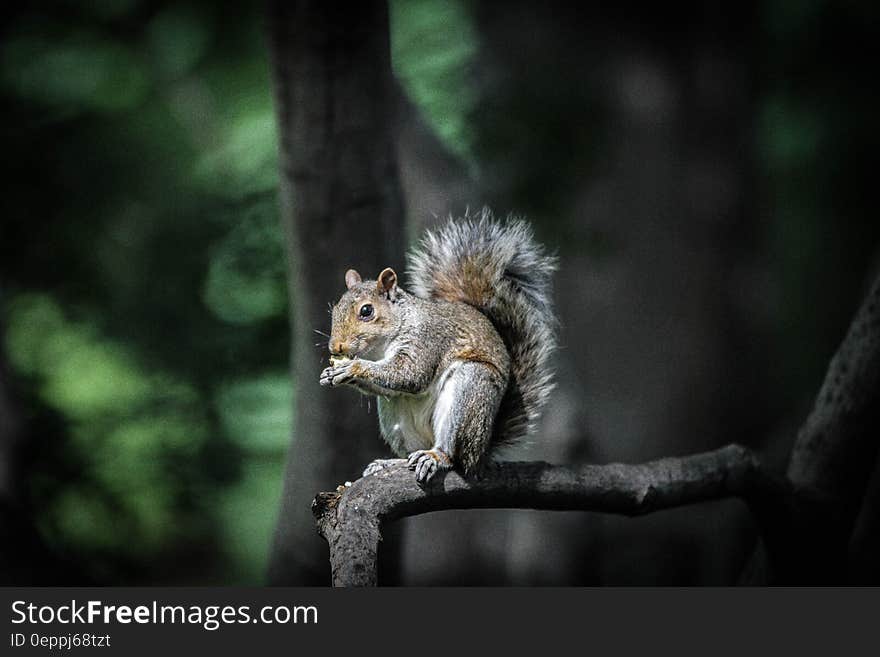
<box><xmin>331</xmin><ymin>341</ymin><xmax>345</xmax><ymax>355</ymax></box>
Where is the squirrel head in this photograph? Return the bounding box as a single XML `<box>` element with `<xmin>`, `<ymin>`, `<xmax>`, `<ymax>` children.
<box><xmin>328</xmin><ymin>267</ymin><xmax>402</xmax><ymax>360</ymax></box>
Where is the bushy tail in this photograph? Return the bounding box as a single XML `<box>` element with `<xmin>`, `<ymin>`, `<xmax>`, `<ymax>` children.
<box><xmin>406</xmin><ymin>208</ymin><xmax>557</xmax><ymax>445</ymax></box>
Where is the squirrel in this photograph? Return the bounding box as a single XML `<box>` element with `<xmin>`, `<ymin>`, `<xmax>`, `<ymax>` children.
<box><xmin>319</xmin><ymin>209</ymin><xmax>557</xmax><ymax>483</ymax></box>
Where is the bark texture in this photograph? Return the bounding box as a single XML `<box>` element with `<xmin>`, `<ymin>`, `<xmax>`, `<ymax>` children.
<box><xmin>313</xmin><ymin>445</ymin><xmax>787</xmax><ymax>586</ymax></box>
<box><xmin>747</xmin><ymin>273</ymin><xmax>880</xmax><ymax>582</ymax></box>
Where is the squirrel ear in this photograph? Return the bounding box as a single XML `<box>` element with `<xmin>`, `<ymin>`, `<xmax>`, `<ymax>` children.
<box><xmin>345</xmin><ymin>269</ymin><xmax>362</xmax><ymax>289</ymax></box>
<box><xmin>377</xmin><ymin>268</ymin><xmax>398</xmax><ymax>297</ymax></box>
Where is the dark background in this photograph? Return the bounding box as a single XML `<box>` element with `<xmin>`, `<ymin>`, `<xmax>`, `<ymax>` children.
<box><xmin>1</xmin><ymin>0</ymin><xmax>878</xmax><ymax>585</ymax></box>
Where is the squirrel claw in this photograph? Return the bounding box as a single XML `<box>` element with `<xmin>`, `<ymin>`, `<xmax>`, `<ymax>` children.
<box><xmin>407</xmin><ymin>449</ymin><xmax>452</xmax><ymax>484</ymax></box>
<box><xmin>320</xmin><ymin>362</ymin><xmax>354</xmax><ymax>387</ymax></box>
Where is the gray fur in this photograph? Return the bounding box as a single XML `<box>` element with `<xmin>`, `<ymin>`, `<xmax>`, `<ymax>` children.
<box><xmin>406</xmin><ymin>208</ymin><xmax>558</xmax><ymax>446</ymax></box>
<box><xmin>431</xmin><ymin>360</ymin><xmax>507</xmax><ymax>472</ymax></box>
<box><xmin>323</xmin><ymin>209</ymin><xmax>556</xmax><ymax>483</ymax></box>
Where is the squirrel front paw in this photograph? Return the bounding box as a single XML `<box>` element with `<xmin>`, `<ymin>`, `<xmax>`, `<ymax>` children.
<box><xmin>320</xmin><ymin>360</ymin><xmax>357</xmax><ymax>387</ymax></box>
<box><xmin>407</xmin><ymin>448</ymin><xmax>452</xmax><ymax>484</ymax></box>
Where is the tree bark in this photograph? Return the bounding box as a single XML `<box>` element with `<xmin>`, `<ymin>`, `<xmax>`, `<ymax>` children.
<box><xmin>311</xmin><ymin>272</ymin><xmax>880</xmax><ymax>586</ymax></box>
<box><xmin>746</xmin><ymin>272</ymin><xmax>880</xmax><ymax>583</ymax></box>
<box><xmin>266</xmin><ymin>0</ymin><xmax>405</xmax><ymax>585</ymax></box>
<box><xmin>313</xmin><ymin>445</ymin><xmax>788</xmax><ymax>587</ymax></box>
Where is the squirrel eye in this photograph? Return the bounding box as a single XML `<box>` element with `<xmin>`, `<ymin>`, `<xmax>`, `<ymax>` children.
<box><xmin>358</xmin><ymin>304</ymin><xmax>374</xmax><ymax>319</ymax></box>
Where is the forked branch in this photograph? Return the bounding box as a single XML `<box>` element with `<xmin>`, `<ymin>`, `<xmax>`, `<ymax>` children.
<box><xmin>312</xmin><ymin>445</ymin><xmax>789</xmax><ymax>586</ymax></box>
<box><xmin>312</xmin><ymin>272</ymin><xmax>880</xmax><ymax>587</ymax></box>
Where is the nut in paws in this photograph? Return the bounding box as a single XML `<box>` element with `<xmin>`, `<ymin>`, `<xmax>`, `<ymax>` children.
<box><xmin>320</xmin><ymin>359</ymin><xmax>356</xmax><ymax>387</ymax></box>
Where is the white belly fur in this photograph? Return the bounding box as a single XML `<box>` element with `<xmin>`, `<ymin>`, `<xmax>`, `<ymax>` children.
<box><xmin>377</xmin><ymin>361</ymin><xmax>461</xmax><ymax>456</ymax></box>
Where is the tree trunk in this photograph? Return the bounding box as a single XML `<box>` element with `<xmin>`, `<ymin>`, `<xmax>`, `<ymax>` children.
<box><xmin>266</xmin><ymin>0</ymin><xmax>405</xmax><ymax>585</ymax></box>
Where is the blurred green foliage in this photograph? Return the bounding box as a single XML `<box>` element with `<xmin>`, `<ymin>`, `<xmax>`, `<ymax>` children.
<box><xmin>202</xmin><ymin>202</ymin><xmax>287</xmax><ymax>325</ymax></box>
<box><xmin>6</xmin><ymin>293</ymin><xmax>212</xmax><ymax>576</ymax></box>
<box><xmin>0</xmin><ymin>0</ymin><xmax>287</xmax><ymax>583</ymax></box>
<box><xmin>0</xmin><ymin>0</ymin><xmax>478</xmax><ymax>584</ymax></box>
<box><xmin>390</xmin><ymin>0</ymin><xmax>478</xmax><ymax>166</ymax></box>
<box><xmin>1</xmin><ymin>25</ymin><xmax>149</xmax><ymax>114</ymax></box>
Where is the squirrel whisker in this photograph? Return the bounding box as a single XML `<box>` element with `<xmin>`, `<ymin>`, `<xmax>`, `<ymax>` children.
<box><xmin>319</xmin><ymin>211</ymin><xmax>557</xmax><ymax>485</ymax></box>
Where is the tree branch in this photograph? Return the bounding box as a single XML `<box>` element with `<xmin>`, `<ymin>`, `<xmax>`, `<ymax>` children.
<box><xmin>311</xmin><ymin>273</ymin><xmax>880</xmax><ymax>586</ymax></box>
<box><xmin>745</xmin><ymin>273</ymin><xmax>880</xmax><ymax>582</ymax></box>
<box><xmin>788</xmin><ymin>275</ymin><xmax>880</xmax><ymax>515</ymax></box>
<box><xmin>312</xmin><ymin>445</ymin><xmax>788</xmax><ymax>586</ymax></box>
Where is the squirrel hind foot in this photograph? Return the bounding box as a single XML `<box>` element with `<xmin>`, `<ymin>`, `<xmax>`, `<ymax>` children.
<box><xmin>407</xmin><ymin>448</ymin><xmax>452</xmax><ymax>484</ymax></box>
